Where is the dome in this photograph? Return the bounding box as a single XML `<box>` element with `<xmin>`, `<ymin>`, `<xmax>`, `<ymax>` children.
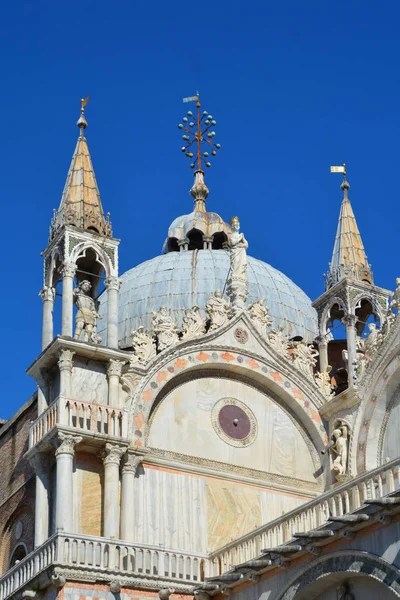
<box><xmin>98</xmin><ymin>249</ymin><xmax>318</xmax><ymax>348</ymax></box>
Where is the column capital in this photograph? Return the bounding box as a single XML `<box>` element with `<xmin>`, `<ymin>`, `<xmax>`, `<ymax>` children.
<box><xmin>58</xmin><ymin>349</ymin><xmax>75</xmax><ymax>372</ymax></box>
<box><xmin>55</xmin><ymin>433</ymin><xmax>82</xmax><ymax>457</ymax></box>
<box><xmin>122</xmin><ymin>451</ymin><xmax>143</xmax><ymax>474</ymax></box>
<box><xmin>103</xmin><ymin>443</ymin><xmax>125</xmax><ymax>466</ymax></box>
<box><xmin>107</xmin><ymin>359</ymin><xmax>125</xmax><ymax>378</ymax></box>
<box><xmin>315</xmin><ymin>333</ymin><xmax>329</xmax><ymax>346</ymax></box>
<box><xmin>342</xmin><ymin>314</ymin><xmax>358</xmax><ymax>328</ymax></box>
<box><xmin>61</xmin><ymin>261</ymin><xmax>77</xmax><ymax>279</ymax></box>
<box><xmin>105</xmin><ymin>276</ymin><xmax>122</xmax><ymax>291</ymax></box>
<box><xmin>39</xmin><ymin>286</ymin><xmax>56</xmax><ymax>303</ymax></box>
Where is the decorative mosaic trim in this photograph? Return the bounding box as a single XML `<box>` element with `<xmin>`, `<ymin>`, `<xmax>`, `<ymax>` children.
<box><xmin>131</xmin><ymin>348</ymin><xmax>327</xmax><ymax>448</ymax></box>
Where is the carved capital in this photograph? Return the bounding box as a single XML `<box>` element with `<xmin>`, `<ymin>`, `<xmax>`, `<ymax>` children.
<box><xmin>342</xmin><ymin>314</ymin><xmax>358</xmax><ymax>329</ymax></box>
<box><xmin>107</xmin><ymin>358</ymin><xmax>125</xmax><ymax>378</ymax></box>
<box><xmin>58</xmin><ymin>349</ymin><xmax>75</xmax><ymax>372</ymax></box>
<box><xmin>39</xmin><ymin>286</ymin><xmax>56</xmax><ymax>303</ymax></box>
<box><xmin>105</xmin><ymin>276</ymin><xmax>122</xmax><ymax>291</ymax></box>
<box><xmin>315</xmin><ymin>333</ymin><xmax>329</xmax><ymax>347</ymax></box>
<box><xmin>103</xmin><ymin>443</ymin><xmax>124</xmax><ymax>466</ymax></box>
<box><xmin>61</xmin><ymin>261</ymin><xmax>77</xmax><ymax>279</ymax></box>
<box><xmin>55</xmin><ymin>433</ymin><xmax>82</xmax><ymax>457</ymax></box>
<box><xmin>122</xmin><ymin>452</ymin><xmax>143</xmax><ymax>474</ymax></box>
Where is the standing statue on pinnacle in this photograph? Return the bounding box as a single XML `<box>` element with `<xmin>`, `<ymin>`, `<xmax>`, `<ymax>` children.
<box><xmin>228</xmin><ymin>216</ymin><xmax>248</xmax><ymax>313</ymax></box>
<box><xmin>73</xmin><ymin>280</ymin><xmax>102</xmax><ymax>343</ymax></box>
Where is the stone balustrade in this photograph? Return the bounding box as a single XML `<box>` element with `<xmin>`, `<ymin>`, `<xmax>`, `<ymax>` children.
<box><xmin>0</xmin><ymin>533</ymin><xmax>207</xmax><ymax>599</ymax></box>
<box><xmin>208</xmin><ymin>457</ymin><xmax>400</xmax><ymax>575</ymax></box>
<box><xmin>29</xmin><ymin>398</ymin><xmax>129</xmax><ymax>449</ymax></box>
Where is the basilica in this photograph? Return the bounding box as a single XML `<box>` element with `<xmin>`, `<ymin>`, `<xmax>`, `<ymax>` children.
<box><xmin>1</xmin><ymin>96</ymin><xmax>400</xmax><ymax>600</ymax></box>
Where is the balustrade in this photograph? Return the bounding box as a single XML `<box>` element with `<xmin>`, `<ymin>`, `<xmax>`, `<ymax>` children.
<box><xmin>209</xmin><ymin>457</ymin><xmax>400</xmax><ymax>575</ymax></box>
<box><xmin>29</xmin><ymin>398</ymin><xmax>128</xmax><ymax>448</ymax></box>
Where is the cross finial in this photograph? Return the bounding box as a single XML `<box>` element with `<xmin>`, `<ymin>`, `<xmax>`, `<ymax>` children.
<box><xmin>178</xmin><ymin>94</ymin><xmax>221</xmax><ymax>172</ymax></box>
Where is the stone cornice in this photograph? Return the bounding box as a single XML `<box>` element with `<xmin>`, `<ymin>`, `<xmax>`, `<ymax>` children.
<box><xmin>319</xmin><ymin>387</ymin><xmax>360</xmax><ymax>421</ymax></box>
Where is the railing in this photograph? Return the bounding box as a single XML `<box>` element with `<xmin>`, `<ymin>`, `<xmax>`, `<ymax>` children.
<box><xmin>208</xmin><ymin>457</ymin><xmax>400</xmax><ymax>575</ymax></box>
<box><xmin>29</xmin><ymin>398</ymin><xmax>129</xmax><ymax>448</ymax></box>
<box><xmin>0</xmin><ymin>533</ymin><xmax>207</xmax><ymax>599</ymax></box>
<box><xmin>0</xmin><ymin>535</ymin><xmax>57</xmax><ymax>600</ymax></box>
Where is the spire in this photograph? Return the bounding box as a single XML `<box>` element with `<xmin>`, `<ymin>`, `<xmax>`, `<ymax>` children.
<box><xmin>325</xmin><ymin>164</ymin><xmax>373</xmax><ymax>289</ymax></box>
<box><xmin>178</xmin><ymin>93</ymin><xmax>221</xmax><ymax>212</ymax></box>
<box><xmin>50</xmin><ymin>97</ymin><xmax>112</xmax><ymax>240</ymax></box>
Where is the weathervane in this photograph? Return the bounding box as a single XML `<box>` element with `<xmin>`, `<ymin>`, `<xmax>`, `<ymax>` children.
<box><xmin>178</xmin><ymin>93</ymin><xmax>221</xmax><ymax>171</ymax></box>
<box><xmin>330</xmin><ymin>163</ymin><xmax>347</xmax><ymax>182</ymax></box>
<box><xmin>80</xmin><ymin>95</ymin><xmax>90</xmax><ymax>114</ymax></box>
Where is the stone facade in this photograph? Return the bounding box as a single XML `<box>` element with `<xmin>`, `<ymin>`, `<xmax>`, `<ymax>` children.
<box><xmin>1</xmin><ymin>104</ymin><xmax>400</xmax><ymax>600</ymax></box>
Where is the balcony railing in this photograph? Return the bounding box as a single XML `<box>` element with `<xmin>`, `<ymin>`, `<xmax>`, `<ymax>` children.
<box><xmin>29</xmin><ymin>398</ymin><xmax>129</xmax><ymax>448</ymax></box>
<box><xmin>208</xmin><ymin>456</ymin><xmax>400</xmax><ymax>575</ymax></box>
<box><xmin>0</xmin><ymin>533</ymin><xmax>207</xmax><ymax>599</ymax></box>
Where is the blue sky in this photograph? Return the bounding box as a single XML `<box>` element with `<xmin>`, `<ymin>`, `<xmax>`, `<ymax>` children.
<box><xmin>1</xmin><ymin>0</ymin><xmax>399</xmax><ymax>417</ymax></box>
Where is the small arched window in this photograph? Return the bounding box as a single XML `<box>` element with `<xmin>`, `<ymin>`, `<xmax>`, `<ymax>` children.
<box><xmin>9</xmin><ymin>543</ymin><xmax>28</xmax><ymax>567</ymax></box>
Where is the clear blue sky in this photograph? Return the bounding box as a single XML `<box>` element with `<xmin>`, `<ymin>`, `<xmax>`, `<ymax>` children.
<box><xmin>1</xmin><ymin>0</ymin><xmax>399</xmax><ymax>418</ymax></box>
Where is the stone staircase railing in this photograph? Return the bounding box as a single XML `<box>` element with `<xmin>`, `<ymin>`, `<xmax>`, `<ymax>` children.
<box><xmin>208</xmin><ymin>457</ymin><xmax>400</xmax><ymax>575</ymax></box>
<box><xmin>29</xmin><ymin>398</ymin><xmax>129</xmax><ymax>448</ymax></box>
<box><xmin>0</xmin><ymin>533</ymin><xmax>207</xmax><ymax>599</ymax></box>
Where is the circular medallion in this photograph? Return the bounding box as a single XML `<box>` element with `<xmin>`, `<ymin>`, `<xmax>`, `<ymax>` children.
<box><xmin>15</xmin><ymin>521</ymin><xmax>23</xmax><ymax>540</ymax></box>
<box><xmin>211</xmin><ymin>398</ymin><xmax>257</xmax><ymax>447</ymax></box>
<box><xmin>234</xmin><ymin>327</ymin><xmax>249</xmax><ymax>344</ymax></box>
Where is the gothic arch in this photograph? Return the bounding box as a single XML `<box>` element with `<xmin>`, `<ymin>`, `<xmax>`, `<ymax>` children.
<box><xmin>320</xmin><ymin>296</ymin><xmax>347</xmax><ymax>336</ymax></box>
<box><xmin>276</xmin><ymin>551</ymin><xmax>400</xmax><ymax>599</ymax></box>
<box><xmin>70</xmin><ymin>241</ymin><xmax>113</xmax><ymax>278</ymax></box>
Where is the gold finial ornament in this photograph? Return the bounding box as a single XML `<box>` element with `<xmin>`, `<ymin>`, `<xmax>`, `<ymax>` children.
<box><xmin>80</xmin><ymin>95</ymin><xmax>90</xmax><ymax>113</ymax></box>
<box><xmin>230</xmin><ymin>216</ymin><xmax>239</xmax><ymax>225</ymax></box>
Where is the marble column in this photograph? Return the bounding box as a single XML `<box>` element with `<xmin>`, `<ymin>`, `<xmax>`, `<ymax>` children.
<box><xmin>36</xmin><ymin>373</ymin><xmax>48</xmax><ymax>415</ymax></box>
<box><xmin>105</xmin><ymin>277</ymin><xmax>121</xmax><ymax>349</ymax></box>
<box><xmin>316</xmin><ymin>334</ymin><xmax>329</xmax><ymax>374</ymax></box>
<box><xmin>39</xmin><ymin>286</ymin><xmax>56</xmax><ymax>350</ymax></box>
<box><xmin>103</xmin><ymin>443</ymin><xmax>124</xmax><ymax>538</ymax></box>
<box><xmin>58</xmin><ymin>349</ymin><xmax>74</xmax><ymax>398</ymax></box>
<box><xmin>120</xmin><ymin>453</ymin><xmax>142</xmax><ymax>540</ymax></box>
<box><xmin>55</xmin><ymin>434</ymin><xmax>81</xmax><ymax>533</ymax></box>
<box><xmin>107</xmin><ymin>359</ymin><xmax>125</xmax><ymax>406</ymax></box>
<box><xmin>342</xmin><ymin>313</ymin><xmax>358</xmax><ymax>386</ymax></box>
<box><xmin>61</xmin><ymin>262</ymin><xmax>77</xmax><ymax>337</ymax></box>
<box><xmin>30</xmin><ymin>452</ymin><xmax>50</xmax><ymax>547</ymax></box>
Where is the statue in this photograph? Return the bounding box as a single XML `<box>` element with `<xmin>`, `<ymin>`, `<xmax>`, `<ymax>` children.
<box><xmin>182</xmin><ymin>306</ymin><xmax>206</xmax><ymax>340</ymax></box>
<box><xmin>382</xmin><ymin>307</ymin><xmax>396</xmax><ymax>338</ymax></box>
<box><xmin>248</xmin><ymin>298</ymin><xmax>273</xmax><ymax>334</ymax></box>
<box><xmin>314</xmin><ymin>365</ymin><xmax>334</xmax><ymax>398</ymax></box>
<box><xmin>73</xmin><ymin>280</ymin><xmax>102</xmax><ymax>343</ymax></box>
<box><xmin>206</xmin><ymin>290</ymin><xmax>232</xmax><ymax>331</ymax></box>
<box><xmin>292</xmin><ymin>341</ymin><xmax>319</xmax><ymax>378</ymax></box>
<box><xmin>364</xmin><ymin>323</ymin><xmax>382</xmax><ymax>361</ymax></box>
<box><xmin>390</xmin><ymin>277</ymin><xmax>400</xmax><ymax>310</ymax></box>
<box><xmin>227</xmin><ymin>216</ymin><xmax>248</xmax><ymax>312</ymax></box>
<box><xmin>267</xmin><ymin>324</ymin><xmax>289</xmax><ymax>356</ymax></box>
<box><xmin>130</xmin><ymin>326</ymin><xmax>156</xmax><ymax>364</ymax></box>
<box><xmin>152</xmin><ymin>307</ymin><xmax>179</xmax><ymax>352</ymax></box>
<box><xmin>331</xmin><ymin>425</ymin><xmax>349</xmax><ymax>480</ymax></box>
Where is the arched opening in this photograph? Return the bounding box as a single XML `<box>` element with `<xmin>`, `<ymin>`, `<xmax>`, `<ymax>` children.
<box><xmin>76</xmin><ymin>248</ymin><xmax>105</xmax><ymax>299</ymax></box>
<box><xmin>187</xmin><ymin>228</ymin><xmax>203</xmax><ymax>251</ymax></box>
<box><xmin>87</xmin><ymin>226</ymin><xmax>100</xmax><ymax>234</ymax></box>
<box><xmin>212</xmin><ymin>232</ymin><xmax>228</xmax><ymax>250</ymax></box>
<box><xmin>167</xmin><ymin>237</ymin><xmax>179</xmax><ymax>252</ymax></box>
<box><xmin>322</xmin><ymin>303</ymin><xmax>347</xmax><ymax>395</ymax></box>
<box><xmin>9</xmin><ymin>543</ymin><xmax>27</xmax><ymax>567</ymax></box>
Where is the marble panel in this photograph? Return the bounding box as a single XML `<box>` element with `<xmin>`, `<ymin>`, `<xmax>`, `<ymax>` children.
<box><xmin>71</xmin><ymin>358</ymin><xmax>108</xmax><ymax>405</ymax></box>
<box><xmin>147</xmin><ymin>377</ymin><xmax>316</xmax><ymax>483</ymax></box>
<box><xmin>383</xmin><ymin>386</ymin><xmax>400</xmax><ymax>462</ymax></box>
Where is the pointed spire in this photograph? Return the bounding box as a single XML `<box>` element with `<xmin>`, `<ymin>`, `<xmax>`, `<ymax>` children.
<box><xmin>325</xmin><ymin>165</ymin><xmax>373</xmax><ymax>289</ymax></box>
<box><xmin>50</xmin><ymin>98</ymin><xmax>112</xmax><ymax>240</ymax></box>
